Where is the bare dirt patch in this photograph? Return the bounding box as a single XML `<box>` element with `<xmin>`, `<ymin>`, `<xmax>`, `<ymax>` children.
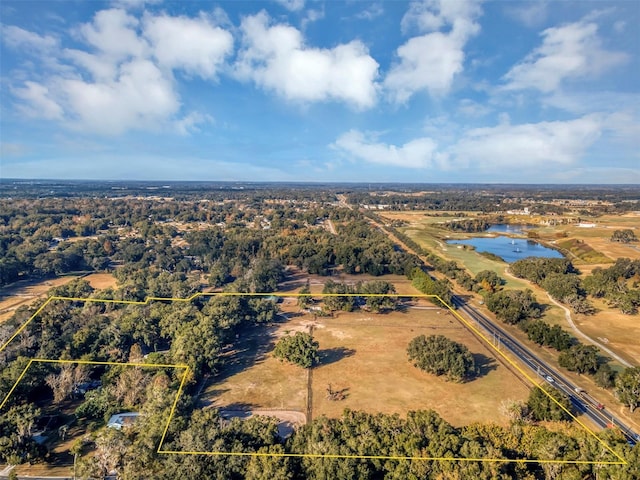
<box><xmin>84</xmin><ymin>272</ymin><xmax>118</xmax><ymax>290</ymax></box>
<box><xmin>0</xmin><ymin>276</ymin><xmax>77</xmax><ymax>323</ymax></box>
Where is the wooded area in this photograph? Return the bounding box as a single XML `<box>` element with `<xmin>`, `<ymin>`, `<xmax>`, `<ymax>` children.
<box><xmin>1</xmin><ymin>183</ymin><xmax>638</xmax><ymax>478</ymax></box>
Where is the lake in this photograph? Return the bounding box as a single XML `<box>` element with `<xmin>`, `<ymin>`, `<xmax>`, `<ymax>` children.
<box><xmin>446</xmin><ymin>234</ymin><xmax>564</xmax><ymax>263</ymax></box>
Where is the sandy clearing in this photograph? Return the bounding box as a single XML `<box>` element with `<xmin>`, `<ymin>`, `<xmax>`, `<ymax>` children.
<box><xmin>0</xmin><ymin>276</ymin><xmax>77</xmax><ymax>322</ymax></box>
<box><xmin>84</xmin><ymin>272</ymin><xmax>118</xmax><ymax>290</ymax></box>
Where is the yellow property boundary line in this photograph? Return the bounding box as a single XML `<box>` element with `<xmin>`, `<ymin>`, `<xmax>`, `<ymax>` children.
<box><xmin>0</xmin><ymin>292</ymin><xmax>627</xmax><ymax>465</ymax></box>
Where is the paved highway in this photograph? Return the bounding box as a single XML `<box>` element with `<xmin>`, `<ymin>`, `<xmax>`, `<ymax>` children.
<box><xmin>451</xmin><ymin>295</ymin><xmax>639</xmax><ymax>445</ymax></box>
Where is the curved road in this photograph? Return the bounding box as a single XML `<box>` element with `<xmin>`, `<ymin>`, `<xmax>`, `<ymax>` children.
<box><xmin>544</xmin><ymin>293</ymin><xmax>634</xmax><ymax>368</ymax></box>
<box><xmin>451</xmin><ymin>295</ymin><xmax>639</xmax><ymax>445</ymax></box>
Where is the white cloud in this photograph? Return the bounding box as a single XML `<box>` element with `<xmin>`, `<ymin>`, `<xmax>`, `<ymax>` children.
<box><xmin>59</xmin><ymin>59</ymin><xmax>180</xmax><ymax>135</ymax></box>
<box><xmin>77</xmin><ymin>8</ymin><xmax>148</xmax><ymax>61</ymax></box>
<box><xmin>274</xmin><ymin>0</ymin><xmax>305</xmax><ymax>12</ymax></box>
<box><xmin>12</xmin><ymin>81</ymin><xmax>64</xmax><ymax>119</ymax></box>
<box><xmin>332</xmin><ymin>130</ymin><xmax>439</xmax><ymax>168</ymax></box>
<box><xmin>401</xmin><ymin>0</ymin><xmax>482</xmax><ymax>34</ymax></box>
<box><xmin>502</xmin><ymin>20</ymin><xmax>629</xmax><ymax>93</ymax></box>
<box><xmin>613</xmin><ymin>20</ymin><xmax>626</xmax><ymax>33</ymax></box>
<box><xmin>505</xmin><ymin>1</ymin><xmax>548</xmax><ymax>28</ymax></box>
<box><xmin>143</xmin><ymin>13</ymin><xmax>233</xmax><ymax>79</ymax></box>
<box><xmin>2</xmin><ymin>25</ymin><xmax>58</xmax><ymax>52</ymax></box>
<box><xmin>235</xmin><ymin>11</ymin><xmax>379</xmax><ymax>109</ymax></box>
<box><xmin>301</xmin><ymin>7</ymin><xmax>324</xmax><ymax>30</ymax></box>
<box><xmin>384</xmin><ymin>32</ymin><xmax>466</xmax><ymax>102</ymax></box>
<box><xmin>0</xmin><ymin>142</ymin><xmax>29</xmax><ymax>157</ymax></box>
<box><xmin>1</xmin><ymin>154</ymin><xmax>294</xmax><ymax>182</ymax></box>
<box><xmin>333</xmin><ymin>115</ymin><xmax>607</xmax><ymax>172</ymax></box>
<box><xmin>458</xmin><ymin>98</ymin><xmax>491</xmax><ymax>117</ymax></box>
<box><xmin>356</xmin><ymin>3</ymin><xmax>384</xmax><ymax>21</ymax></box>
<box><xmin>385</xmin><ymin>0</ymin><xmax>482</xmax><ymax>102</ymax></box>
<box><xmin>174</xmin><ymin>111</ymin><xmax>213</xmax><ymax>136</ymax></box>
<box><xmin>452</xmin><ymin>115</ymin><xmax>603</xmax><ymax>168</ymax></box>
<box><xmin>3</xmin><ymin>7</ymin><xmax>236</xmax><ymax>136</ymax></box>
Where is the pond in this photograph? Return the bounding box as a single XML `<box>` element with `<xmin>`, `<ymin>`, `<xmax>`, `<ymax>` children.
<box><xmin>446</xmin><ymin>235</ymin><xmax>564</xmax><ymax>263</ymax></box>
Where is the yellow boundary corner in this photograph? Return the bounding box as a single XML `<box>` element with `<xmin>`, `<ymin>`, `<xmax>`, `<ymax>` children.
<box><xmin>0</xmin><ymin>293</ymin><xmax>628</xmax><ymax>465</ymax></box>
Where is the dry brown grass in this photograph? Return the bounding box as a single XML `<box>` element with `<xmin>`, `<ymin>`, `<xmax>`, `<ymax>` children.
<box><xmin>202</xmin><ymin>303</ymin><xmax>530</xmax><ymax>428</ymax></box>
<box><xmin>311</xmin><ymin>308</ymin><xmax>529</xmax><ymax>427</ymax></box>
<box><xmin>574</xmin><ymin>299</ymin><xmax>640</xmax><ymax>364</ymax></box>
<box><xmin>84</xmin><ymin>272</ymin><xmax>118</xmax><ymax>290</ymax></box>
<box><xmin>0</xmin><ymin>276</ymin><xmax>77</xmax><ymax>323</ymax></box>
<box><xmin>201</xmin><ymin>320</ymin><xmax>308</xmax><ymax>412</ymax></box>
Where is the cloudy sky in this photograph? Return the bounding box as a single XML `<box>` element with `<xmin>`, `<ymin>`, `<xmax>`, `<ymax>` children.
<box><xmin>1</xmin><ymin>0</ymin><xmax>638</xmax><ymax>183</ymax></box>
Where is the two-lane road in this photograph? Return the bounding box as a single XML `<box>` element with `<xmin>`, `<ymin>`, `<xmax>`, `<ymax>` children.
<box><xmin>451</xmin><ymin>295</ymin><xmax>639</xmax><ymax>445</ymax></box>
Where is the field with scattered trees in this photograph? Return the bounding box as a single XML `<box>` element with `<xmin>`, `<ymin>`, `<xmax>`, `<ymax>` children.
<box><xmin>1</xmin><ymin>181</ymin><xmax>639</xmax><ymax>479</ymax></box>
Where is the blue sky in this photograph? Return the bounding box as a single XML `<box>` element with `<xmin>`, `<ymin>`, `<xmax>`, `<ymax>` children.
<box><xmin>1</xmin><ymin>0</ymin><xmax>638</xmax><ymax>183</ymax></box>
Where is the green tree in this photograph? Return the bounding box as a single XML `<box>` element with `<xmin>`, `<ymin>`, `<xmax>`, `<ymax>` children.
<box><xmin>274</xmin><ymin>332</ymin><xmax>319</xmax><ymax>368</ymax></box>
<box><xmin>474</xmin><ymin>270</ymin><xmax>503</xmax><ymax>293</ymax></box>
<box><xmin>410</xmin><ymin>268</ymin><xmax>452</xmax><ymax>307</ymax></box>
<box><xmin>594</xmin><ymin>363</ymin><xmax>617</xmax><ymax>388</ymax></box>
<box><xmin>360</xmin><ymin>280</ymin><xmax>397</xmax><ymax>312</ymax></box>
<box><xmin>297</xmin><ymin>281</ymin><xmax>311</xmax><ymax>310</ymax></box>
<box><xmin>542</xmin><ymin>273</ymin><xmax>583</xmax><ymax>302</ymax></box>
<box><xmin>615</xmin><ymin>367</ymin><xmax>640</xmax><ymax>412</ymax></box>
<box><xmin>485</xmin><ymin>289</ymin><xmax>541</xmax><ymax>325</ymax></box>
<box><xmin>527</xmin><ymin>386</ymin><xmax>573</xmax><ymax>421</ymax></box>
<box><xmin>322</xmin><ymin>280</ymin><xmax>357</xmax><ymax>312</ymax></box>
<box><xmin>558</xmin><ymin>344</ymin><xmax>599</xmax><ymax>374</ymax></box>
<box><xmin>611</xmin><ymin>229</ymin><xmax>638</xmax><ymax>243</ymax></box>
<box><xmin>407</xmin><ymin>335</ymin><xmax>476</xmax><ymax>382</ymax></box>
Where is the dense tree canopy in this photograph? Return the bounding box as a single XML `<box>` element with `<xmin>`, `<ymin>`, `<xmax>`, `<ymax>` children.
<box><xmin>273</xmin><ymin>332</ymin><xmax>319</xmax><ymax>369</ymax></box>
<box><xmin>485</xmin><ymin>289</ymin><xmax>541</xmax><ymax>325</ymax></box>
<box><xmin>611</xmin><ymin>229</ymin><xmax>638</xmax><ymax>243</ymax></box>
<box><xmin>615</xmin><ymin>367</ymin><xmax>640</xmax><ymax>412</ymax></box>
<box><xmin>558</xmin><ymin>344</ymin><xmax>600</xmax><ymax>374</ymax></box>
<box><xmin>407</xmin><ymin>335</ymin><xmax>476</xmax><ymax>382</ymax></box>
<box><xmin>527</xmin><ymin>386</ymin><xmax>573</xmax><ymax>422</ymax></box>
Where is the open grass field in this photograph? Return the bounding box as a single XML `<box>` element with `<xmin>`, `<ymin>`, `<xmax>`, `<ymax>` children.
<box><xmin>534</xmin><ymin>213</ymin><xmax>640</xmax><ymax>262</ymax></box>
<box><xmin>311</xmin><ymin>307</ymin><xmax>529</xmax><ymax>427</ymax></box>
<box><xmin>200</xmin><ymin>318</ymin><xmax>308</xmax><ymax>413</ymax></box>
<box><xmin>575</xmin><ymin>298</ymin><xmax>640</xmax><ymax>364</ymax></box>
<box><xmin>201</xmin><ymin>299</ymin><xmax>531</xmax><ymax>429</ymax></box>
<box><xmin>84</xmin><ymin>272</ymin><xmax>118</xmax><ymax>290</ymax></box>
<box><xmin>0</xmin><ymin>276</ymin><xmax>78</xmax><ymax>323</ymax></box>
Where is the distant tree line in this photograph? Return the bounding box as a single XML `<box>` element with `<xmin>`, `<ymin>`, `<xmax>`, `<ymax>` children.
<box><xmin>441</xmin><ymin>218</ymin><xmax>491</xmax><ymax>233</ymax></box>
<box><xmin>321</xmin><ymin>280</ymin><xmax>398</xmax><ymax>313</ymax></box>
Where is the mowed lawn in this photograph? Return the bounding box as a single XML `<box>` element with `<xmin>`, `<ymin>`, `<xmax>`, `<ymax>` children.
<box><xmin>311</xmin><ymin>308</ymin><xmax>529</xmax><ymax>427</ymax></box>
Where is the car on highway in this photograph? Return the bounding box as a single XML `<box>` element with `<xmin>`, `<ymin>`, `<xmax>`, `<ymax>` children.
<box><xmin>545</xmin><ymin>375</ymin><xmax>554</xmax><ymax>383</ymax></box>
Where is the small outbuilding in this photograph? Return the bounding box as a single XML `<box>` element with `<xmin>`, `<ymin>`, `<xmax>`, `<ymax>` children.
<box><xmin>107</xmin><ymin>412</ymin><xmax>140</xmax><ymax>430</ymax></box>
